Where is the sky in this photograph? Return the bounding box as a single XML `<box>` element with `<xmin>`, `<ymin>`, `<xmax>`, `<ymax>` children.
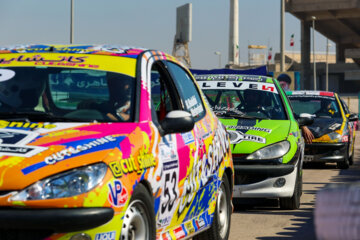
<box><xmin>0</xmin><ymin>0</ymin><xmax>335</xmax><ymax>69</ymax></box>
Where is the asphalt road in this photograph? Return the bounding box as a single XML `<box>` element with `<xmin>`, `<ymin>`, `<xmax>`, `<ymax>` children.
<box><xmin>229</xmin><ymin>131</ymin><xmax>360</xmax><ymax>240</ymax></box>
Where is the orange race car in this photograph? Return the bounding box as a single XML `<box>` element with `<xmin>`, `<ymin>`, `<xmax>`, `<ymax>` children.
<box><xmin>0</xmin><ymin>45</ymin><xmax>234</xmax><ymax>240</ymax></box>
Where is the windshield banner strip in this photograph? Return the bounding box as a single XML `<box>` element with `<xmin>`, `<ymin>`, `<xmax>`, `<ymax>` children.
<box><xmin>0</xmin><ymin>53</ymin><xmax>136</xmax><ymax>77</ymax></box>
<box><xmin>199</xmin><ymin>81</ymin><xmax>278</xmax><ymax>93</ymax></box>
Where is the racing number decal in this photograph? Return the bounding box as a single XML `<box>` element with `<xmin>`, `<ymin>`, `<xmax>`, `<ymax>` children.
<box><xmin>161</xmin><ymin>171</ymin><xmax>178</xmax><ymax>214</ymax></box>
<box><xmin>158</xmin><ymin>136</ymin><xmax>180</xmax><ymax>227</ymax></box>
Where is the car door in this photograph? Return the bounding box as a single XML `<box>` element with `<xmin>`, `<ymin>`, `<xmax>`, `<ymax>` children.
<box><xmin>164</xmin><ymin>61</ymin><xmax>220</xmax><ymax>220</ymax></box>
<box><xmin>149</xmin><ymin>61</ymin><xmax>199</xmax><ymax>229</ymax></box>
<box><xmin>339</xmin><ymin>97</ymin><xmax>355</xmax><ymax>155</ymax></box>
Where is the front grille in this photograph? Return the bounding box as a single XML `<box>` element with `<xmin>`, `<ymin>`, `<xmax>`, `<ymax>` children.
<box><xmin>306</xmin><ymin>144</ymin><xmax>344</xmax><ymax>155</ymax></box>
<box><xmin>235</xmin><ymin>173</ymin><xmax>267</xmax><ymax>185</ymax></box>
<box><xmin>0</xmin><ymin>230</ymin><xmax>53</xmax><ymax>240</ymax></box>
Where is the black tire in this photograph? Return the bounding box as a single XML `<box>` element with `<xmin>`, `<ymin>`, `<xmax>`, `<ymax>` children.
<box><xmin>279</xmin><ymin>169</ymin><xmax>301</xmax><ymax>210</ymax></box>
<box><xmin>120</xmin><ymin>183</ymin><xmax>156</xmax><ymax>240</ymax></box>
<box><xmin>337</xmin><ymin>149</ymin><xmax>350</xmax><ymax>169</ymax></box>
<box><xmin>193</xmin><ymin>174</ymin><xmax>231</xmax><ymax>240</ymax></box>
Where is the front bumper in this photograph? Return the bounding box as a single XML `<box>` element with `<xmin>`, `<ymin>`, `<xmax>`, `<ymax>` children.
<box><xmin>304</xmin><ymin>142</ymin><xmax>347</xmax><ymax>163</ymax></box>
<box><xmin>233</xmin><ymin>164</ymin><xmax>298</xmax><ymax>198</ymax></box>
<box><xmin>0</xmin><ymin>207</ymin><xmax>114</xmax><ymax>233</ymax></box>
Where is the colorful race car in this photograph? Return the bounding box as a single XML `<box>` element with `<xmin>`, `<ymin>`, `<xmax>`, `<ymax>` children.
<box><xmin>286</xmin><ymin>90</ymin><xmax>358</xmax><ymax>169</ymax></box>
<box><xmin>195</xmin><ymin>74</ymin><xmax>310</xmax><ymax>210</ymax></box>
<box><xmin>0</xmin><ymin>45</ymin><xmax>234</xmax><ymax>240</ymax></box>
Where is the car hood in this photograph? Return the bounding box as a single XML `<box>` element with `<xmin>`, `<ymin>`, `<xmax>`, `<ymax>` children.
<box><xmin>0</xmin><ymin>122</ymin><xmax>135</xmax><ymax>190</ymax></box>
<box><xmin>308</xmin><ymin>117</ymin><xmax>343</xmax><ymax>139</ymax></box>
<box><xmin>219</xmin><ymin>118</ymin><xmax>291</xmax><ymax>154</ymax></box>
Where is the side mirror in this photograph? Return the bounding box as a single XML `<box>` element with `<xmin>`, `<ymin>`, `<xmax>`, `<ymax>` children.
<box><xmin>297</xmin><ymin>113</ymin><xmax>314</xmax><ymax>127</ymax></box>
<box><xmin>348</xmin><ymin>113</ymin><xmax>359</xmax><ymax>122</ymax></box>
<box><xmin>160</xmin><ymin>110</ymin><xmax>195</xmax><ymax>135</ymax></box>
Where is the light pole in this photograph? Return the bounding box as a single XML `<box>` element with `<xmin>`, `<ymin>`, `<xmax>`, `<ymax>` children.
<box><xmin>214</xmin><ymin>51</ymin><xmax>222</xmax><ymax>68</ymax></box>
<box><xmin>280</xmin><ymin>0</ymin><xmax>285</xmax><ymax>72</ymax></box>
<box><xmin>325</xmin><ymin>38</ymin><xmax>331</xmax><ymax>91</ymax></box>
<box><xmin>70</xmin><ymin>0</ymin><xmax>74</xmax><ymax>44</ymax></box>
<box><xmin>312</xmin><ymin>16</ymin><xmax>316</xmax><ymax>90</ymax></box>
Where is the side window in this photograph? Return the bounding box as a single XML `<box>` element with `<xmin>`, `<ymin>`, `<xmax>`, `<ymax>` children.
<box><xmin>166</xmin><ymin>61</ymin><xmax>205</xmax><ymax>121</ymax></box>
<box><xmin>150</xmin><ymin>62</ymin><xmax>180</xmax><ymax>122</ymax></box>
<box><xmin>340</xmin><ymin>99</ymin><xmax>350</xmax><ymax>114</ymax></box>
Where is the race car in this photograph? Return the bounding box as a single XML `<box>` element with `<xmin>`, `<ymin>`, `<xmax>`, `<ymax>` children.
<box><xmin>195</xmin><ymin>74</ymin><xmax>311</xmax><ymax>210</ymax></box>
<box><xmin>286</xmin><ymin>90</ymin><xmax>358</xmax><ymax>169</ymax></box>
<box><xmin>0</xmin><ymin>45</ymin><xmax>234</xmax><ymax>240</ymax></box>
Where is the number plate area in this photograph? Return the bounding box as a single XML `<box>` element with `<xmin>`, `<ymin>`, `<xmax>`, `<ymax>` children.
<box><xmin>304</xmin><ymin>155</ymin><xmax>314</xmax><ymax>162</ymax></box>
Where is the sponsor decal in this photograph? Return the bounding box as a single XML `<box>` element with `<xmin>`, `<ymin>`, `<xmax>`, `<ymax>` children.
<box><xmin>161</xmin><ymin>232</ymin><xmax>172</xmax><ymax>240</ymax></box>
<box><xmin>181</xmin><ymin>132</ymin><xmax>195</xmax><ymax>145</ymax></box>
<box><xmin>94</xmin><ymin>231</ymin><xmax>116</xmax><ymax>240</ymax></box>
<box><xmin>185</xmin><ymin>96</ymin><xmax>204</xmax><ymax>117</ymax></box>
<box><xmin>288</xmin><ymin>95</ymin><xmax>335</xmax><ymax>101</ymax></box>
<box><xmin>195</xmin><ymin>74</ymin><xmax>241</xmax><ymax>81</ymax></box>
<box><xmin>174</xmin><ymin>226</ymin><xmax>186</xmax><ymax>239</ymax></box>
<box><xmin>0</xmin><ymin>55</ymin><xmax>86</xmax><ymax>65</ymax></box>
<box><xmin>0</xmin><ymin>120</ymin><xmax>56</xmax><ymax>129</ymax></box>
<box><xmin>329</xmin><ymin>123</ymin><xmax>341</xmax><ymax>131</ymax></box>
<box><xmin>0</xmin><ymin>129</ymin><xmax>46</xmax><ymax>157</ymax></box>
<box><xmin>184</xmin><ymin>221</ymin><xmax>195</xmax><ymax>235</ymax></box>
<box><xmin>194</xmin><ymin>74</ymin><xmax>268</xmax><ymax>82</ymax></box>
<box><xmin>44</xmin><ymin>136</ymin><xmax>116</xmax><ymax>165</ymax></box>
<box><xmin>108</xmin><ymin>180</ymin><xmax>128</xmax><ymax>207</ymax></box>
<box><xmin>109</xmin><ymin>149</ymin><xmax>156</xmax><ymax>177</ymax></box>
<box><xmin>200</xmin><ymin>81</ymin><xmax>277</xmax><ymax>93</ymax></box>
<box><xmin>21</xmin><ymin>135</ymin><xmax>121</xmax><ymax>175</ymax></box>
<box><xmin>342</xmin><ymin>135</ymin><xmax>349</xmax><ymax>142</ymax></box>
<box><xmin>227</xmin><ymin>125</ymin><xmax>271</xmax><ymax>133</ymax></box>
<box><xmin>195</xmin><ymin>217</ymin><xmax>205</xmax><ymax>230</ymax></box>
<box><xmin>157</xmin><ymin>216</ymin><xmax>172</xmax><ymax>228</ymax></box>
<box><xmin>163</xmin><ymin>160</ymin><xmax>178</xmax><ymax>171</ymax></box>
<box><xmin>228</xmin><ymin>130</ymin><xmax>266</xmax><ymax>144</ymax></box>
<box><xmin>159</xmin><ymin>142</ymin><xmax>178</xmax><ymax>164</ymax></box>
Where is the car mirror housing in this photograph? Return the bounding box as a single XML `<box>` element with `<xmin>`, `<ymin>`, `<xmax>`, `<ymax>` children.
<box><xmin>160</xmin><ymin>110</ymin><xmax>195</xmax><ymax>135</ymax></box>
<box><xmin>348</xmin><ymin>113</ymin><xmax>359</xmax><ymax>122</ymax></box>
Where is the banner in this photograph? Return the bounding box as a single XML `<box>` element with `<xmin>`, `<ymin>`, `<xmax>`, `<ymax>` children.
<box><xmin>190</xmin><ymin>65</ymin><xmax>268</xmax><ymax>76</ymax></box>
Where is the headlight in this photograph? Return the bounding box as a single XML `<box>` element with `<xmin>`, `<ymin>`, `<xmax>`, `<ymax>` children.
<box><xmin>247</xmin><ymin>141</ymin><xmax>290</xmax><ymax>160</ymax></box>
<box><xmin>11</xmin><ymin>163</ymin><xmax>107</xmax><ymax>201</ymax></box>
<box><xmin>328</xmin><ymin>132</ymin><xmax>342</xmax><ymax>142</ymax></box>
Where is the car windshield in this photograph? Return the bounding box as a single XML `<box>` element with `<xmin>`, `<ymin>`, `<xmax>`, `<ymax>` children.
<box><xmin>288</xmin><ymin>95</ymin><xmax>342</xmax><ymax>118</ymax></box>
<box><xmin>0</xmin><ymin>67</ymin><xmax>135</xmax><ymax>122</ymax></box>
<box><xmin>199</xmin><ymin>80</ymin><xmax>287</xmax><ymax>120</ymax></box>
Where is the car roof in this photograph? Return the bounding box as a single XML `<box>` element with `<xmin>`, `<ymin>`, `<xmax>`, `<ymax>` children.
<box><xmin>286</xmin><ymin>90</ymin><xmax>335</xmax><ymax>97</ymax></box>
<box><xmin>193</xmin><ymin>74</ymin><xmax>275</xmax><ymax>84</ymax></box>
<box><xmin>0</xmin><ymin>44</ymin><xmax>148</xmax><ymax>59</ymax></box>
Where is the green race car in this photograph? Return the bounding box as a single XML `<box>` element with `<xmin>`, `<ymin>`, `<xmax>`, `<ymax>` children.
<box><xmin>195</xmin><ymin>74</ymin><xmax>311</xmax><ymax>209</ymax></box>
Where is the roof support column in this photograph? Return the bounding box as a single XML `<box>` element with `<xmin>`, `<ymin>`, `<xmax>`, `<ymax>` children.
<box><xmin>336</xmin><ymin>44</ymin><xmax>346</xmax><ymax>63</ymax></box>
<box><xmin>301</xmin><ymin>20</ymin><xmax>311</xmax><ymax>90</ymax></box>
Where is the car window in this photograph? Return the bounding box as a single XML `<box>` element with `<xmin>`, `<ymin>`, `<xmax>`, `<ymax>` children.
<box><xmin>150</xmin><ymin>62</ymin><xmax>181</xmax><ymax>122</ymax></box>
<box><xmin>0</xmin><ymin>67</ymin><xmax>135</xmax><ymax>122</ymax></box>
<box><xmin>199</xmin><ymin>80</ymin><xmax>287</xmax><ymax>120</ymax></box>
<box><xmin>166</xmin><ymin>62</ymin><xmax>205</xmax><ymax>121</ymax></box>
<box><xmin>288</xmin><ymin>95</ymin><xmax>342</xmax><ymax>118</ymax></box>
<box><xmin>340</xmin><ymin>98</ymin><xmax>350</xmax><ymax>114</ymax></box>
